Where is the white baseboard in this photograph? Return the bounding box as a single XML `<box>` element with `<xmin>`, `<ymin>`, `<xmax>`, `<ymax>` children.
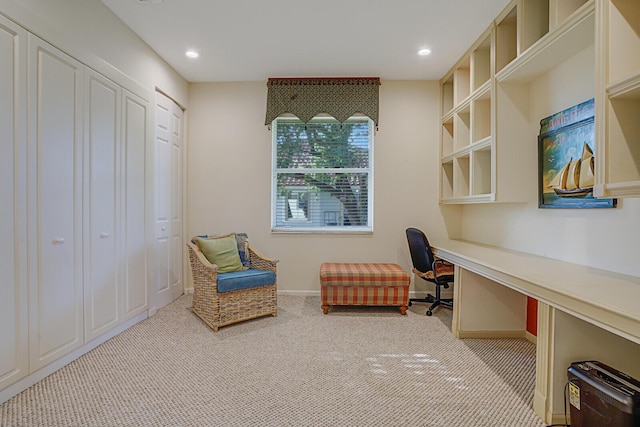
<box><xmin>409</xmin><ymin>289</ymin><xmax>454</xmax><ymax>300</ymax></box>
<box><xmin>0</xmin><ymin>312</ymin><xmax>147</xmax><ymax>404</ymax></box>
<box><xmin>277</xmin><ymin>289</ymin><xmax>321</xmax><ymax>296</ymax></box>
<box><xmin>456</xmin><ymin>330</ymin><xmax>527</xmax><ymax>339</ymax></box>
<box><xmin>186</xmin><ymin>288</ymin><xmax>455</xmax><ymax>299</ymax></box>
<box><xmin>275</xmin><ymin>290</ymin><xmax>453</xmax><ymax>298</ymax></box>
<box><xmin>185</xmin><ymin>288</ymin><xmax>455</xmax><ymax>299</ymax></box>
<box><xmin>525</xmin><ymin>331</ymin><xmax>537</xmax><ymax>345</ymax></box>
<box><xmin>532</xmin><ymin>389</ymin><xmax>547</xmax><ymax>421</ymax></box>
<box><xmin>533</xmin><ymin>390</ymin><xmax>567</xmax><ymax>424</ymax></box>
<box><xmin>183</xmin><ymin>287</ymin><xmax>318</xmax><ymax>297</ymax></box>
<box><xmin>551</xmin><ymin>413</ymin><xmax>571</xmax><ymax>425</ymax></box>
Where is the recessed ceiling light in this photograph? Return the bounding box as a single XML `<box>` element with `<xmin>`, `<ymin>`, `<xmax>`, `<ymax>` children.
<box><xmin>185</xmin><ymin>50</ymin><xmax>200</xmax><ymax>59</ymax></box>
<box><xmin>418</xmin><ymin>49</ymin><xmax>431</xmax><ymax>56</ymax></box>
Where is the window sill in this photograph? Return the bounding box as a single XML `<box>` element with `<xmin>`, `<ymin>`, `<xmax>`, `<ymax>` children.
<box><xmin>271</xmin><ymin>227</ymin><xmax>373</xmax><ymax>235</ymax></box>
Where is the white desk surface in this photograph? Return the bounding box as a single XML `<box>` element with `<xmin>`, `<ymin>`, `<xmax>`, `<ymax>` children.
<box><xmin>433</xmin><ymin>239</ymin><xmax>640</xmax><ymax>345</ymax></box>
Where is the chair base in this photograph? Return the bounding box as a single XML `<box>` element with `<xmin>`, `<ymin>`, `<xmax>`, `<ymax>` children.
<box><xmin>409</xmin><ymin>293</ymin><xmax>453</xmax><ymax>316</ymax></box>
<box><xmin>192</xmin><ymin>283</ymin><xmax>278</xmax><ymax>332</ymax></box>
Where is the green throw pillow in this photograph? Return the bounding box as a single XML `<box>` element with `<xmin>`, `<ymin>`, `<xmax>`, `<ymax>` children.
<box><xmin>197</xmin><ymin>234</ymin><xmax>243</xmax><ymax>273</ymax></box>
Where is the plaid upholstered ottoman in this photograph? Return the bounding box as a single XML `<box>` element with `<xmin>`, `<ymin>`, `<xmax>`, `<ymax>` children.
<box><xmin>319</xmin><ymin>263</ymin><xmax>410</xmax><ymax>315</ymax></box>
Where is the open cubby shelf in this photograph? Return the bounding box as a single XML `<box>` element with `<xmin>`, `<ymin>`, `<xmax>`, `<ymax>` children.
<box><xmin>438</xmin><ymin>0</ymin><xmax>639</xmax><ymax>204</ymax></box>
<box><xmin>594</xmin><ymin>0</ymin><xmax>640</xmax><ymax>197</ymax></box>
<box><xmin>607</xmin><ymin>0</ymin><xmax>640</xmax><ymax>85</ymax></box>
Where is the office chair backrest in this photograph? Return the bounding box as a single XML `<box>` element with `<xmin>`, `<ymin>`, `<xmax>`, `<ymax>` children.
<box><xmin>406</xmin><ymin>227</ymin><xmax>436</xmax><ymax>273</ymax></box>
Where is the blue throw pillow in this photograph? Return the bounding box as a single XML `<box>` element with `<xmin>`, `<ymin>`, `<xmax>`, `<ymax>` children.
<box><xmin>236</xmin><ymin>233</ymin><xmax>250</xmax><ymax>268</ymax></box>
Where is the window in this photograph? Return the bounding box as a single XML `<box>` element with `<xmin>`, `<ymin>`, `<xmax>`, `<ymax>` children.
<box><xmin>286</xmin><ymin>190</ymin><xmax>310</xmax><ymax>222</ymax></box>
<box><xmin>271</xmin><ymin>117</ymin><xmax>374</xmax><ymax>233</ymax></box>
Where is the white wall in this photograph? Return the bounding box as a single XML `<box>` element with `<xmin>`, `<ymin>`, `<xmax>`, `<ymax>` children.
<box><xmin>187</xmin><ymin>80</ymin><xmax>461</xmax><ymax>292</ymax></box>
<box><xmin>0</xmin><ymin>0</ymin><xmax>188</xmax><ymax>105</ymax></box>
<box><xmin>461</xmin><ymin>45</ymin><xmax>640</xmax><ymax>277</ymax></box>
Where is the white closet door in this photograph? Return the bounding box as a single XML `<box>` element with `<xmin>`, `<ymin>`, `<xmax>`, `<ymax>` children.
<box><xmin>122</xmin><ymin>89</ymin><xmax>148</xmax><ymax>320</ymax></box>
<box><xmin>83</xmin><ymin>69</ymin><xmax>121</xmax><ymax>341</ymax></box>
<box><xmin>153</xmin><ymin>91</ymin><xmax>183</xmax><ymax>311</ymax></box>
<box><xmin>170</xmin><ymin>101</ymin><xmax>184</xmax><ymax>303</ymax></box>
<box><xmin>0</xmin><ymin>15</ymin><xmax>28</xmax><ymax>390</ymax></box>
<box><xmin>27</xmin><ymin>35</ymin><xmax>84</xmax><ymax>370</ymax></box>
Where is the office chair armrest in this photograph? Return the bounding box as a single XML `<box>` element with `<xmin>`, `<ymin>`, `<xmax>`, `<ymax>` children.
<box><xmin>431</xmin><ymin>259</ymin><xmax>454</xmax><ymax>288</ymax></box>
<box><xmin>432</xmin><ymin>258</ymin><xmax>453</xmax><ymax>270</ymax></box>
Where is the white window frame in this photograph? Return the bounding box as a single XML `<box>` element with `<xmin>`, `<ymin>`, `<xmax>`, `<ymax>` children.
<box><xmin>271</xmin><ymin>116</ymin><xmax>374</xmax><ymax>234</ymax></box>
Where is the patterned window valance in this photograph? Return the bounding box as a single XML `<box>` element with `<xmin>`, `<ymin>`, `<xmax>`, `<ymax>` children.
<box><xmin>265</xmin><ymin>77</ymin><xmax>381</xmax><ymax>127</ymax></box>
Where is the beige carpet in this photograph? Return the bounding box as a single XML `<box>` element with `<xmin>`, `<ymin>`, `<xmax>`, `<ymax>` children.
<box><xmin>1</xmin><ymin>295</ymin><xmax>546</xmax><ymax>426</ymax></box>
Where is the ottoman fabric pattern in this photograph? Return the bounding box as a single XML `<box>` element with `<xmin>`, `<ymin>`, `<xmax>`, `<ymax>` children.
<box><xmin>322</xmin><ymin>285</ymin><xmax>408</xmax><ymax>306</ymax></box>
<box><xmin>320</xmin><ymin>263</ymin><xmax>410</xmax><ymax>315</ymax></box>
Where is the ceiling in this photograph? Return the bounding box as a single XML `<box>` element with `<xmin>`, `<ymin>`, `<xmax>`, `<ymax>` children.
<box><xmin>100</xmin><ymin>0</ymin><xmax>510</xmax><ymax>83</ymax></box>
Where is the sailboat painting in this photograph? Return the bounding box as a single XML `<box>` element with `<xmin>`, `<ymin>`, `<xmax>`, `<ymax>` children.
<box><xmin>538</xmin><ymin>99</ymin><xmax>616</xmax><ymax>208</ymax></box>
<box><xmin>547</xmin><ymin>141</ymin><xmax>594</xmax><ymax>197</ymax></box>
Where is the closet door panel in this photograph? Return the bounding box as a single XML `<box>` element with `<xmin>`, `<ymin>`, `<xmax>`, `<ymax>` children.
<box><xmin>170</xmin><ymin>106</ymin><xmax>183</xmax><ymax>301</ymax></box>
<box><xmin>153</xmin><ymin>94</ymin><xmax>172</xmax><ymax>308</ymax></box>
<box><xmin>28</xmin><ymin>35</ymin><xmax>84</xmax><ymax>370</ymax></box>
<box><xmin>84</xmin><ymin>70</ymin><xmax>120</xmax><ymax>341</ymax></box>
<box><xmin>152</xmin><ymin>92</ymin><xmax>183</xmax><ymax>311</ymax></box>
<box><xmin>0</xmin><ymin>15</ymin><xmax>28</xmax><ymax>390</ymax></box>
<box><xmin>122</xmin><ymin>90</ymin><xmax>148</xmax><ymax>320</ymax></box>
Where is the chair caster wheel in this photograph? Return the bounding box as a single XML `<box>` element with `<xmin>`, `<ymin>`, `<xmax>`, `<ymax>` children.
<box><xmin>408</xmin><ymin>301</ymin><xmax>413</xmax><ymax>307</ymax></box>
<box><xmin>426</xmin><ymin>310</ymin><xmax>432</xmax><ymax>316</ymax></box>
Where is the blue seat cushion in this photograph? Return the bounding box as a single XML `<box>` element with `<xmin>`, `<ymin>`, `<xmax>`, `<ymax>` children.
<box><xmin>217</xmin><ymin>268</ymin><xmax>276</xmax><ymax>293</ymax></box>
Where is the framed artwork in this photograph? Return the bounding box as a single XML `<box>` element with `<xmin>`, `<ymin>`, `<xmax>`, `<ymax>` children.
<box><xmin>538</xmin><ymin>99</ymin><xmax>616</xmax><ymax>209</ymax></box>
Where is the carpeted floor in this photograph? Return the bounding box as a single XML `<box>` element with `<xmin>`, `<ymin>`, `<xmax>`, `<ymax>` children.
<box><xmin>1</xmin><ymin>294</ymin><xmax>547</xmax><ymax>426</ymax></box>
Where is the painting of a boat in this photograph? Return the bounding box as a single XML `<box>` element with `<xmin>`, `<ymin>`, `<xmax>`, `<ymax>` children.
<box><xmin>538</xmin><ymin>98</ymin><xmax>615</xmax><ymax>208</ymax></box>
<box><xmin>547</xmin><ymin>143</ymin><xmax>594</xmax><ymax>197</ymax></box>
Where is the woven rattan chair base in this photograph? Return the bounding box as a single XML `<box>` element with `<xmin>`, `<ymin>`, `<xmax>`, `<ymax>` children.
<box><xmin>187</xmin><ymin>240</ymin><xmax>278</xmax><ymax>332</ymax></box>
<box><xmin>192</xmin><ymin>284</ymin><xmax>277</xmax><ymax>332</ymax></box>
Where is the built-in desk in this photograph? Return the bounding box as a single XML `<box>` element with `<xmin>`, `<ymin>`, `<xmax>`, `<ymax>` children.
<box><xmin>433</xmin><ymin>239</ymin><xmax>640</xmax><ymax>424</ymax></box>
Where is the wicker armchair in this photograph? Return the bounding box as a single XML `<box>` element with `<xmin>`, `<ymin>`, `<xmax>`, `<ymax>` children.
<box><xmin>186</xmin><ymin>237</ymin><xmax>278</xmax><ymax>331</ymax></box>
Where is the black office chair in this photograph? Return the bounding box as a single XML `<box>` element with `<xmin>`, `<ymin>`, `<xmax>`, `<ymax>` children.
<box><xmin>406</xmin><ymin>227</ymin><xmax>454</xmax><ymax>316</ymax></box>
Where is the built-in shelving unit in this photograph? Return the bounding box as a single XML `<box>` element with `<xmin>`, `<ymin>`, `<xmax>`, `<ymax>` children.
<box><xmin>440</xmin><ymin>27</ymin><xmax>494</xmax><ymax>203</ymax></box>
<box><xmin>496</xmin><ymin>5</ymin><xmax>517</xmax><ymax>75</ymax></box>
<box><xmin>497</xmin><ymin>1</ymin><xmax>593</xmax><ymax>83</ymax></box>
<box><xmin>595</xmin><ymin>0</ymin><xmax>640</xmax><ymax>197</ymax></box>
<box><xmin>439</xmin><ymin>0</ymin><xmax>594</xmax><ymax>204</ymax></box>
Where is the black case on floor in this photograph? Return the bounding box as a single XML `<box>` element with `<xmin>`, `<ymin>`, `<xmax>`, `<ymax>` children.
<box><xmin>568</xmin><ymin>361</ymin><xmax>640</xmax><ymax>427</ymax></box>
